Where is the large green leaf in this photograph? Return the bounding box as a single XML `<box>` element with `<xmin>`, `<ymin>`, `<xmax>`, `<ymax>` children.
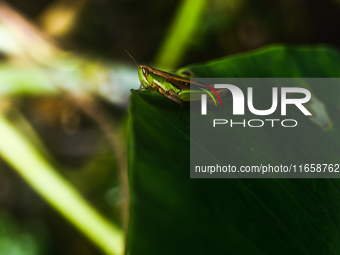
<box><xmin>127</xmin><ymin>45</ymin><xmax>340</xmax><ymax>254</ymax></box>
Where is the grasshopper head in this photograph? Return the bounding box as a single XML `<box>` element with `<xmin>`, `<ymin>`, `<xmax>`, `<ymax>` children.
<box><xmin>139</xmin><ymin>65</ymin><xmax>150</xmax><ymax>78</ymax></box>
<box><xmin>125</xmin><ymin>50</ymin><xmax>155</xmax><ymax>89</ymax></box>
<box><xmin>138</xmin><ymin>65</ymin><xmax>153</xmax><ymax>87</ymax></box>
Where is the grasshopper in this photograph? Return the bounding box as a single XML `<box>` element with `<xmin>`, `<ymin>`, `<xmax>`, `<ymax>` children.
<box><xmin>126</xmin><ymin>50</ymin><xmax>225</xmax><ymax>122</ymax></box>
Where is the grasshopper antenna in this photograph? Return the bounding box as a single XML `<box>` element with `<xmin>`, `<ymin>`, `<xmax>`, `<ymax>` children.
<box><xmin>125</xmin><ymin>49</ymin><xmax>139</xmax><ymax>67</ymax></box>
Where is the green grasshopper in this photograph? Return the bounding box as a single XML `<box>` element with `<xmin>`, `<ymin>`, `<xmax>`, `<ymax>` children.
<box><xmin>126</xmin><ymin>50</ymin><xmax>225</xmax><ymax>122</ymax></box>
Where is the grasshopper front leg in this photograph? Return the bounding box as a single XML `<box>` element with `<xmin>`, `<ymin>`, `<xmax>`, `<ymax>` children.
<box><xmin>130</xmin><ymin>84</ymin><xmax>145</xmax><ymax>92</ymax></box>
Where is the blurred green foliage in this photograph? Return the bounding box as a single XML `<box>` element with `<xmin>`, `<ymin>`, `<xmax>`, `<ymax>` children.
<box><xmin>0</xmin><ymin>210</ymin><xmax>48</xmax><ymax>255</ymax></box>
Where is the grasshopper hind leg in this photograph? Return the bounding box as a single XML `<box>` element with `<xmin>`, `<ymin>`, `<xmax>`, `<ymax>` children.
<box><xmin>159</xmin><ymin>89</ymin><xmax>188</xmax><ymax>124</ymax></box>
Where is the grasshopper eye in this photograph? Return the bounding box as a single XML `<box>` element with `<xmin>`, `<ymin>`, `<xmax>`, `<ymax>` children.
<box><xmin>142</xmin><ymin>68</ymin><xmax>149</xmax><ymax>77</ymax></box>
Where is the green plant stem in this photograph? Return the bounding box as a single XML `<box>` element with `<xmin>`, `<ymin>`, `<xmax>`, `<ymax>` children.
<box><xmin>153</xmin><ymin>0</ymin><xmax>207</xmax><ymax>70</ymax></box>
<box><xmin>0</xmin><ymin>113</ymin><xmax>123</xmax><ymax>255</ymax></box>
